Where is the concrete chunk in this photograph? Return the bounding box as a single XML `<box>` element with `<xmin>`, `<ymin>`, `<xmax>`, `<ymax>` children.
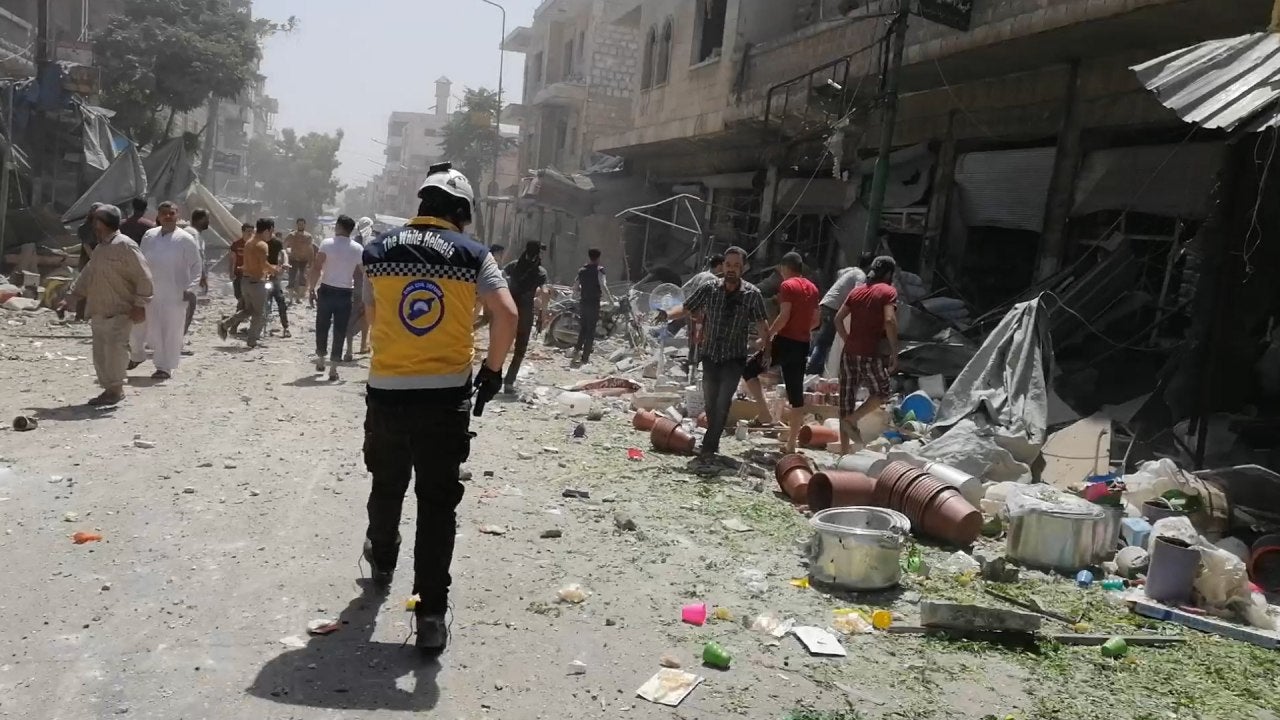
<box><xmin>919</xmin><ymin>601</ymin><xmax>1042</xmax><ymax>634</ymax></box>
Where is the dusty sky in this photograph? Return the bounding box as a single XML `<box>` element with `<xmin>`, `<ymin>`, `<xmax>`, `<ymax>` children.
<box><xmin>255</xmin><ymin>0</ymin><xmax>539</xmax><ymax>193</ymax></box>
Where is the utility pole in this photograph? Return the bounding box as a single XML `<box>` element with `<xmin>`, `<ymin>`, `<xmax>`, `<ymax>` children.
<box><xmin>862</xmin><ymin>0</ymin><xmax>911</xmax><ymax>245</ymax></box>
<box><xmin>0</xmin><ymin>85</ymin><xmax>13</xmax><ymax>249</ymax></box>
<box><xmin>200</xmin><ymin>98</ymin><xmax>220</xmax><ymax>186</ymax></box>
<box><xmin>478</xmin><ymin>0</ymin><xmax>507</xmax><ymax>241</ymax></box>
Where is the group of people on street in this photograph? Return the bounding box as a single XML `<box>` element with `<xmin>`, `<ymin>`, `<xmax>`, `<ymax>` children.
<box><xmin>57</xmin><ymin>154</ymin><xmax>901</xmax><ymax>660</ymax></box>
<box><xmin>681</xmin><ymin>245</ymin><xmax>900</xmax><ymax>465</ymax></box>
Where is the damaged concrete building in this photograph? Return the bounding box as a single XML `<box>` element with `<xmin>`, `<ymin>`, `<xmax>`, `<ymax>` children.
<box><xmin>501</xmin><ymin>0</ymin><xmax>1280</xmax><ymax>469</ymax></box>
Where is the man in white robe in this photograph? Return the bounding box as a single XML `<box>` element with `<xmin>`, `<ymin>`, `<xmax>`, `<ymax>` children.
<box><xmin>129</xmin><ymin>201</ymin><xmax>201</xmax><ymax>380</ymax></box>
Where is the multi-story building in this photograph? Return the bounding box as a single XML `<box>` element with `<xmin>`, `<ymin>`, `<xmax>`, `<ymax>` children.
<box><xmin>1</xmin><ymin>0</ymin><xmax>120</xmax><ymax>80</ymax></box>
<box><xmin>372</xmin><ymin>77</ymin><xmax>453</xmax><ymax>215</ymax></box>
<box><xmin>592</xmin><ymin>0</ymin><xmax>1271</xmax><ymax>301</ymax></box>
<box><xmin>504</xmin><ymin>0</ymin><xmax>642</xmax><ymax>174</ymax></box>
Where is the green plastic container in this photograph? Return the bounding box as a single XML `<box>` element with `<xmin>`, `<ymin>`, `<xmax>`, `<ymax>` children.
<box><xmin>702</xmin><ymin>641</ymin><xmax>731</xmax><ymax>669</ymax></box>
<box><xmin>1101</xmin><ymin>637</ymin><xmax>1129</xmax><ymax>659</ymax></box>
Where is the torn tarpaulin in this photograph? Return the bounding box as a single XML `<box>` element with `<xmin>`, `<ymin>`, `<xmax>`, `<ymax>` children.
<box><xmin>933</xmin><ymin>297</ymin><xmax>1053</xmax><ymax>460</ymax></box>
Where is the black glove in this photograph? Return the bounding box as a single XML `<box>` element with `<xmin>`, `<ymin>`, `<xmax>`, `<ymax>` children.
<box><xmin>473</xmin><ymin>361</ymin><xmax>503</xmax><ymax>417</ymax></box>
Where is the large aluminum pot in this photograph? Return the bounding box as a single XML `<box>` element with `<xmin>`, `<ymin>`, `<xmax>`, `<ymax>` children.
<box><xmin>809</xmin><ymin>507</ymin><xmax>910</xmax><ymax>591</ymax></box>
<box><xmin>1006</xmin><ymin>503</ymin><xmax>1108</xmax><ymax>572</ymax></box>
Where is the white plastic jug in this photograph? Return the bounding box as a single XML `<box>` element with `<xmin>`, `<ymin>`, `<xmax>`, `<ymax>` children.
<box><xmin>557</xmin><ymin>391</ymin><xmax>594</xmax><ymax>417</ymax></box>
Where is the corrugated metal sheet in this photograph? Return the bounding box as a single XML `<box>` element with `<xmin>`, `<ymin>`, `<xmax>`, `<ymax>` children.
<box><xmin>954</xmin><ymin>147</ymin><xmax>1056</xmax><ymax>232</ymax></box>
<box><xmin>1132</xmin><ymin>32</ymin><xmax>1280</xmax><ymax>132</ymax></box>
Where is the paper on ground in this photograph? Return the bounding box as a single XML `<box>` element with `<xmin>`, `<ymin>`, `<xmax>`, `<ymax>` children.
<box><xmin>636</xmin><ymin>668</ymin><xmax>704</xmax><ymax>706</ymax></box>
<box><xmin>792</xmin><ymin>626</ymin><xmax>847</xmax><ymax>656</ymax></box>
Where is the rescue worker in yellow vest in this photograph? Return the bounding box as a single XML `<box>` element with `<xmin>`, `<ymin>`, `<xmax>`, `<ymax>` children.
<box><xmin>360</xmin><ymin>162</ymin><xmax>518</xmax><ymax>654</ymax></box>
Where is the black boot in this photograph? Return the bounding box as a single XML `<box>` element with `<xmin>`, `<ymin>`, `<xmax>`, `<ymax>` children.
<box><xmin>415</xmin><ymin>609</ymin><xmax>448</xmax><ymax>655</ymax></box>
<box><xmin>362</xmin><ymin>537</ymin><xmax>397</xmax><ymax>589</ymax></box>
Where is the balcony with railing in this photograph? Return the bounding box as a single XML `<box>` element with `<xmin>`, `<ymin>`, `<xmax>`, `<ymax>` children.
<box><xmin>0</xmin><ymin>7</ymin><xmax>35</xmax><ymax>79</ymax></box>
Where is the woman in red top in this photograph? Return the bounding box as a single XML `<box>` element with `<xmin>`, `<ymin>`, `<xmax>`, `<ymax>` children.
<box><xmin>835</xmin><ymin>256</ymin><xmax>899</xmax><ymax>454</ymax></box>
<box><xmin>743</xmin><ymin>252</ymin><xmax>820</xmax><ymax>453</ymax></box>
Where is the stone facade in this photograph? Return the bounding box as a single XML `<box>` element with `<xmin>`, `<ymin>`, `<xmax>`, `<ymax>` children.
<box><xmin>512</xmin><ymin>0</ymin><xmax>641</xmax><ymax>173</ymax></box>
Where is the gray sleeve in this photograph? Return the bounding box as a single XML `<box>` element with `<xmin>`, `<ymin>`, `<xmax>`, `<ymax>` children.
<box><xmin>477</xmin><ymin>255</ymin><xmax>508</xmax><ymax>296</ymax></box>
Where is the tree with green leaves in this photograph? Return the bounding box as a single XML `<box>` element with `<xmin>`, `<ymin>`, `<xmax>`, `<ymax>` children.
<box><xmin>440</xmin><ymin>87</ymin><xmax>512</xmax><ymax>189</ymax></box>
<box><xmin>246</xmin><ymin>128</ymin><xmax>345</xmax><ymax>220</ymax></box>
<box><xmin>94</xmin><ymin>0</ymin><xmax>293</xmax><ymax>148</ymax></box>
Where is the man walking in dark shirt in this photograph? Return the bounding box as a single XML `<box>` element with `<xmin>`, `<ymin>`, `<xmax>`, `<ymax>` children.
<box><xmin>502</xmin><ymin>241</ymin><xmax>548</xmax><ymax>394</ymax></box>
<box><xmin>119</xmin><ymin>197</ymin><xmax>155</xmax><ymax>242</ymax></box>
<box><xmin>571</xmin><ymin>248</ymin><xmax>607</xmax><ymax>366</ymax></box>
<box><xmin>265</xmin><ymin>231</ymin><xmax>291</xmax><ymax>338</ymax></box>
<box><xmin>683</xmin><ymin>246</ymin><xmax>769</xmax><ymax>466</ymax></box>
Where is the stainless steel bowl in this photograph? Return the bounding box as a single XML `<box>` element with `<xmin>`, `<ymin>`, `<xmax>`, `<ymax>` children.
<box><xmin>809</xmin><ymin>507</ymin><xmax>911</xmax><ymax>591</ymax></box>
<box><xmin>1006</xmin><ymin>504</ymin><xmax>1108</xmax><ymax>572</ymax></box>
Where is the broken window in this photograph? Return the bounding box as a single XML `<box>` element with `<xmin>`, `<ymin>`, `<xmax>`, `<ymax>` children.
<box><xmin>641</xmin><ymin>26</ymin><xmax>656</xmax><ymax>89</ymax></box>
<box><xmin>656</xmin><ymin>18</ymin><xmax>673</xmax><ymax>85</ymax></box>
<box><xmin>532</xmin><ymin>51</ymin><xmax>544</xmax><ymax>85</ymax></box>
<box><xmin>694</xmin><ymin>0</ymin><xmax>727</xmax><ymax>64</ymax></box>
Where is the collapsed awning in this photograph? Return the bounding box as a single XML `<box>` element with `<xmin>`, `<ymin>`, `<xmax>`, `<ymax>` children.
<box><xmin>1133</xmin><ymin>32</ymin><xmax>1280</xmax><ymax>133</ymax></box>
<box><xmin>519</xmin><ymin>168</ymin><xmax>595</xmax><ymax>216</ymax></box>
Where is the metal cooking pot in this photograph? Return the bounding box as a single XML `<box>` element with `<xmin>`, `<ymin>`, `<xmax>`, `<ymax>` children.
<box><xmin>1006</xmin><ymin>504</ymin><xmax>1108</xmax><ymax>572</ymax></box>
<box><xmin>809</xmin><ymin>507</ymin><xmax>910</xmax><ymax>591</ymax></box>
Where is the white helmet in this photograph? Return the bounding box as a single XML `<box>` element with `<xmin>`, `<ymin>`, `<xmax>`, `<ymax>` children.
<box><xmin>418</xmin><ymin>162</ymin><xmax>474</xmax><ymax>208</ymax></box>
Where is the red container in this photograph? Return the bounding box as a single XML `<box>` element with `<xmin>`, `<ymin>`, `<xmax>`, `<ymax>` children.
<box><xmin>651</xmin><ymin>417</ymin><xmax>697</xmax><ymax>455</ymax></box>
<box><xmin>775</xmin><ymin>454</ymin><xmax>816</xmax><ymax>505</ymax></box>
<box><xmin>918</xmin><ymin>492</ymin><xmax>983</xmax><ymax>547</ymax></box>
<box><xmin>798</xmin><ymin>424</ymin><xmax>840</xmax><ymax>449</ymax></box>
<box><xmin>633</xmin><ymin>409</ymin><xmax>658</xmax><ymax>431</ymax></box>
<box><xmin>808</xmin><ymin>471</ymin><xmax>878</xmax><ymax>511</ymax></box>
<box><xmin>1249</xmin><ymin>534</ymin><xmax>1280</xmax><ymax>592</ymax></box>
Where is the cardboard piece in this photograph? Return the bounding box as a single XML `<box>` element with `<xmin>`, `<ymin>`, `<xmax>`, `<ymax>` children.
<box><xmin>1040</xmin><ymin>413</ymin><xmax>1112</xmax><ymax>491</ymax></box>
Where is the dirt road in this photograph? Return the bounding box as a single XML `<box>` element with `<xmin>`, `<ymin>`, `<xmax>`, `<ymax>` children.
<box><xmin>0</xmin><ymin>296</ymin><xmax>1094</xmax><ymax>720</ymax></box>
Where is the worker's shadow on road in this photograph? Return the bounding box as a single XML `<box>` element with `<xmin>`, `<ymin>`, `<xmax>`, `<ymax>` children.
<box><xmin>22</xmin><ymin>404</ymin><xmax>115</xmax><ymax>421</ymax></box>
<box><xmin>246</xmin><ymin>583</ymin><xmax>441</xmax><ymax>712</ymax></box>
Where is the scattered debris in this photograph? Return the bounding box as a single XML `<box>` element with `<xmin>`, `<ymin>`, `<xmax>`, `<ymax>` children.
<box><xmin>920</xmin><ymin>600</ymin><xmax>1043</xmax><ymax>634</ymax></box>
<box><xmin>720</xmin><ymin>518</ymin><xmax>752</xmax><ymax>533</ymax></box>
<box><xmin>540</xmin><ymin>529</ymin><xmax>563</xmax><ymax>539</ymax></box>
<box><xmin>627</xmin><ymin>447</ymin><xmax>645</xmax><ymax>461</ymax></box>
<box><xmin>405</xmin><ymin>595</ymin><xmax>419</xmax><ymax>611</ymax></box>
<box><xmin>636</xmin><ymin>668</ymin><xmax>702</xmax><ymax>707</ymax></box>
<box><xmin>567</xmin><ymin>660</ymin><xmax>587</xmax><ymax>675</ymax></box>
<box><xmin>182</xmin><ymin>487</ymin><xmax>196</xmax><ymax>494</ymax></box>
<box><xmin>614</xmin><ymin>512</ymin><xmax>638</xmax><ymax>532</ymax></box>
<box><xmin>133</xmin><ymin>439</ymin><xmax>155</xmax><ymax>449</ymax></box>
<box><xmin>62</xmin><ymin>512</ymin><xmax>79</xmax><ymax>523</ymax></box>
<box><xmin>557</xmin><ymin>584</ymin><xmax>590</xmax><ymax>604</ymax></box>
<box><xmin>659</xmin><ymin>654</ymin><xmax>682</xmax><ymax>669</ymax></box>
<box><xmin>750</xmin><ymin>613</ymin><xmax>794</xmax><ymax>638</ymax></box>
<box><xmin>1101</xmin><ymin>637</ymin><xmax>1129</xmax><ymax>658</ymax></box>
<box><xmin>792</xmin><ymin>626</ymin><xmax>847</xmax><ymax>656</ymax></box>
<box><xmin>71</xmin><ymin>531</ymin><xmax>102</xmax><ymax>545</ymax></box>
<box><xmin>479</xmin><ymin>525</ymin><xmax>508</xmax><ymax>536</ymax></box>
<box><xmin>306</xmin><ymin>619</ymin><xmax>340</xmax><ymax>635</ymax></box>
<box><xmin>12</xmin><ymin>415</ymin><xmax>37</xmax><ymax>431</ymax></box>
<box><xmin>278</xmin><ymin>635</ymin><xmax>307</xmax><ymax>649</ymax></box>
<box><xmin>562</xmin><ymin>488</ymin><xmax>590</xmax><ymax>499</ymax></box>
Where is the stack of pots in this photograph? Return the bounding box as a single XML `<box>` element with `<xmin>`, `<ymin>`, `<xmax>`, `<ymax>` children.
<box><xmin>775</xmin><ymin>454</ymin><xmax>817</xmax><ymax>506</ymax></box>
<box><xmin>872</xmin><ymin>462</ymin><xmax>983</xmax><ymax>547</ymax></box>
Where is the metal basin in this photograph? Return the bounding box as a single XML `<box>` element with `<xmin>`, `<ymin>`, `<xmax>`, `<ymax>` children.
<box><xmin>1006</xmin><ymin>504</ymin><xmax>1108</xmax><ymax>572</ymax></box>
<box><xmin>809</xmin><ymin>507</ymin><xmax>910</xmax><ymax>591</ymax></box>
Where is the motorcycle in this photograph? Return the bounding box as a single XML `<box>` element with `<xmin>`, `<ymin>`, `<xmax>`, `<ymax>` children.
<box><xmin>544</xmin><ymin>291</ymin><xmax>647</xmax><ymax>351</ymax></box>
